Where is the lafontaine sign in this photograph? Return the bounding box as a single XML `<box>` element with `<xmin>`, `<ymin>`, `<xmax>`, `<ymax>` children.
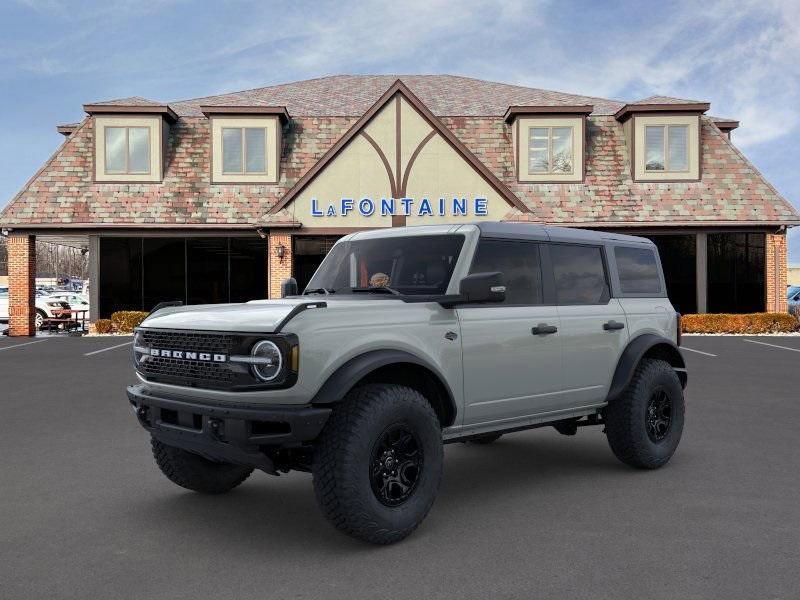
<box><xmin>310</xmin><ymin>196</ymin><xmax>488</xmax><ymax>218</ymax></box>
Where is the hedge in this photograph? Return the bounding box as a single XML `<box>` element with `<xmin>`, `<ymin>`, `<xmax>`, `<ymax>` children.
<box><xmin>94</xmin><ymin>319</ymin><xmax>113</xmax><ymax>334</ymax></box>
<box><xmin>110</xmin><ymin>311</ymin><xmax>149</xmax><ymax>333</ymax></box>
<box><xmin>681</xmin><ymin>313</ymin><xmax>799</xmax><ymax>334</ymax></box>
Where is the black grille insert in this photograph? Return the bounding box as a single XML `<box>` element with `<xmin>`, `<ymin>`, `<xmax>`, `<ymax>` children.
<box><xmin>139</xmin><ymin>330</ymin><xmax>238</xmax><ymax>389</ymax></box>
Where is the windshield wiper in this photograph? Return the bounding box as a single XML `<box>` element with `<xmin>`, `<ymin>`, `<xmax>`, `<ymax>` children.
<box><xmin>349</xmin><ymin>286</ymin><xmax>401</xmax><ymax>295</ymax></box>
<box><xmin>304</xmin><ymin>287</ymin><xmax>335</xmax><ymax>295</ymax></box>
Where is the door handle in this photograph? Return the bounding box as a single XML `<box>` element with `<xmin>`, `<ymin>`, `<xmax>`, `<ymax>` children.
<box><xmin>532</xmin><ymin>323</ymin><xmax>558</xmax><ymax>335</ymax></box>
<box><xmin>603</xmin><ymin>320</ymin><xmax>625</xmax><ymax>331</ymax></box>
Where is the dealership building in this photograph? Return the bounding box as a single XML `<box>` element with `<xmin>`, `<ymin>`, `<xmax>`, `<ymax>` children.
<box><xmin>1</xmin><ymin>74</ymin><xmax>797</xmax><ymax>335</ymax></box>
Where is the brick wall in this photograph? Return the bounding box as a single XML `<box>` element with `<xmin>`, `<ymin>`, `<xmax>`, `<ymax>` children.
<box><xmin>268</xmin><ymin>233</ymin><xmax>293</xmax><ymax>299</ymax></box>
<box><xmin>765</xmin><ymin>232</ymin><xmax>788</xmax><ymax>313</ymax></box>
<box><xmin>8</xmin><ymin>234</ymin><xmax>36</xmax><ymax>336</ymax></box>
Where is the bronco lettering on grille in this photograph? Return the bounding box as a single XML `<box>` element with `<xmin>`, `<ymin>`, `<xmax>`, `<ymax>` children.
<box><xmin>150</xmin><ymin>349</ymin><xmax>227</xmax><ymax>362</ymax></box>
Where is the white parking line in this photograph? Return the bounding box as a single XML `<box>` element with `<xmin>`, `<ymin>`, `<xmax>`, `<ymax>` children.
<box><xmin>0</xmin><ymin>339</ymin><xmax>49</xmax><ymax>352</ymax></box>
<box><xmin>680</xmin><ymin>346</ymin><xmax>717</xmax><ymax>357</ymax></box>
<box><xmin>742</xmin><ymin>338</ymin><xmax>800</xmax><ymax>353</ymax></box>
<box><xmin>84</xmin><ymin>341</ymin><xmax>133</xmax><ymax>356</ymax></box>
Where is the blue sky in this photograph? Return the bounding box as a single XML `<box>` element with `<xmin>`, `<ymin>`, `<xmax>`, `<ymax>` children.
<box><xmin>1</xmin><ymin>0</ymin><xmax>798</xmax><ymax>259</ymax></box>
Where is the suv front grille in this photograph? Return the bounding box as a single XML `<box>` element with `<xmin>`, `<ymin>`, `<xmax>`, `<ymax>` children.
<box><xmin>139</xmin><ymin>330</ymin><xmax>238</xmax><ymax>389</ymax></box>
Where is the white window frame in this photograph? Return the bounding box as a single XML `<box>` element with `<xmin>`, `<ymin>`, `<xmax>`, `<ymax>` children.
<box><xmin>94</xmin><ymin>115</ymin><xmax>163</xmax><ymax>183</ymax></box>
<box><xmin>644</xmin><ymin>124</ymin><xmax>689</xmax><ymax>173</ymax></box>
<box><xmin>104</xmin><ymin>126</ymin><xmax>152</xmax><ymax>175</ymax></box>
<box><xmin>210</xmin><ymin>116</ymin><xmax>279</xmax><ymax>184</ymax></box>
<box><xmin>527</xmin><ymin>126</ymin><xmax>575</xmax><ymax>175</ymax></box>
<box><xmin>221</xmin><ymin>127</ymin><xmax>268</xmax><ymax>175</ymax></box>
<box><xmin>517</xmin><ymin>116</ymin><xmax>584</xmax><ymax>183</ymax></box>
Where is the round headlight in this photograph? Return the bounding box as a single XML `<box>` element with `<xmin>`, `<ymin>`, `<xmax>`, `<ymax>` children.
<box><xmin>251</xmin><ymin>340</ymin><xmax>282</xmax><ymax>381</ymax></box>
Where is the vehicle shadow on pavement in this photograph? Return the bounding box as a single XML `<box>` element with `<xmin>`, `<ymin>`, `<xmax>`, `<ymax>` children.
<box><xmin>124</xmin><ymin>431</ymin><xmax>629</xmax><ymax>551</ymax></box>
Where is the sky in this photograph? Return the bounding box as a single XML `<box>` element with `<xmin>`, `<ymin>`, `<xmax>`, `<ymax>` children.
<box><xmin>1</xmin><ymin>0</ymin><xmax>798</xmax><ymax>260</ymax></box>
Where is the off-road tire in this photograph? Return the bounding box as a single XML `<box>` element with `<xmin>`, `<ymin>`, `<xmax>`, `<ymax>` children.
<box><xmin>151</xmin><ymin>438</ymin><xmax>253</xmax><ymax>494</ymax></box>
<box><xmin>604</xmin><ymin>358</ymin><xmax>684</xmax><ymax>469</ymax></box>
<box><xmin>312</xmin><ymin>384</ymin><xmax>443</xmax><ymax>545</ymax></box>
<box><xmin>467</xmin><ymin>432</ymin><xmax>503</xmax><ymax>444</ymax></box>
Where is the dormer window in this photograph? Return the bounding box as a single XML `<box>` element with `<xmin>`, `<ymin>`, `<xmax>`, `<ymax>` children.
<box><xmin>222</xmin><ymin>127</ymin><xmax>268</xmax><ymax>174</ymax></box>
<box><xmin>105</xmin><ymin>126</ymin><xmax>151</xmax><ymax>174</ymax></box>
<box><xmin>615</xmin><ymin>99</ymin><xmax>707</xmax><ymax>182</ymax></box>
<box><xmin>84</xmin><ymin>101</ymin><xmax>175</xmax><ymax>183</ymax></box>
<box><xmin>644</xmin><ymin>124</ymin><xmax>688</xmax><ymax>172</ymax></box>
<box><xmin>202</xmin><ymin>106</ymin><xmax>289</xmax><ymax>184</ymax></box>
<box><xmin>505</xmin><ymin>106</ymin><xmax>591</xmax><ymax>184</ymax></box>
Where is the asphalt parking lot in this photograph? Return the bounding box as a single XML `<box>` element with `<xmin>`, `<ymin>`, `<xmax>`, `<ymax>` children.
<box><xmin>1</xmin><ymin>335</ymin><xmax>799</xmax><ymax>600</ymax></box>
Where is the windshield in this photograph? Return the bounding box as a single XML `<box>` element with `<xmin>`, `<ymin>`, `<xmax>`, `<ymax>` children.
<box><xmin>305</xmin><ymin>234</ymin><xmax>465</xmax><ymax>296</ymax></box>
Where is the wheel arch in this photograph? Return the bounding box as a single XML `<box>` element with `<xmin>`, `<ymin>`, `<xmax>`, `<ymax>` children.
<box><xmin>311</xmin><ymin>349</ymin><xmax>457</xmax><ymax>428</ymax></box>
<box><xmin>606</xmin><ymin>334</ymin><xmax>687</xmax><ymax>403</ymax></box>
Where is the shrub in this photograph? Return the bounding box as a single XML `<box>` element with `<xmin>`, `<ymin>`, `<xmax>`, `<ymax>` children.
<box><xmin>681</xmin><ymin>312</ymin><xmax>799</xmax><ymax>334</ymax></box>
<box><xmin>110</xmin><ymin>310</ymin><xmax>149</xmax><ymax>334</ymax></box>
<box><xmin>94</xmin><ymin>319</ymin><xmax>113</xmax><ymax>334</ymax></box>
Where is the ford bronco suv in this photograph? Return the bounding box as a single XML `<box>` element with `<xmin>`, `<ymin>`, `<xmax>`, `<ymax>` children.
<box><xmin>128</xmin><ymin>223</ymin><xmax>687</xmax><ymax>544</ymax></box>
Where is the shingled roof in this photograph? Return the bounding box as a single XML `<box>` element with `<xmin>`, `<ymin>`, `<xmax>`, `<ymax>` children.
<box><xmin>168</xmin><ymin>74</ymin><xmax>626</xmax><ymax>117</ymax></box>
<box><xmin>1</xmin><ymin>75</ymin><xmax>796</xmax><ymax>229</ymax></box>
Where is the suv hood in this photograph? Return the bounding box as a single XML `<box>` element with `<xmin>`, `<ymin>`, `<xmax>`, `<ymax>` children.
<box><xmin>140</xmin><ymin>296</ymin><xmax>406</xmax><ymax>333</ymax></box>
<box><xmin>141</xmin><ymin>298</ymin><xmax>314</xmax><ymax>333</ymax></box>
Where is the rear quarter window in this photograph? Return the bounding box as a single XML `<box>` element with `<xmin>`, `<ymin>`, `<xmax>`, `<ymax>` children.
<box><xmin>614</xmin><ymin>246</ymin><xmax>663</xmax><ymax>294</ymax></box>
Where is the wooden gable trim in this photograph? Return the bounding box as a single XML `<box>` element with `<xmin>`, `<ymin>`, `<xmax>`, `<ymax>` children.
<box><xmin>268</xmin><ymin>79</ymin><xmax>529</xmax><ymax>215</ymax></box>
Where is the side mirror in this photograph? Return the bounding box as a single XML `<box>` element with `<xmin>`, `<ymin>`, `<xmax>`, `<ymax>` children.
<box><xmin>458</xmin><ymin>272</ymin><xmax>506</xmax><ymax>304</ymax></box>
<box><xmin>281</xmin><ymin>277</ymin><xmax>299</xmax><ymax>298</ymax></box>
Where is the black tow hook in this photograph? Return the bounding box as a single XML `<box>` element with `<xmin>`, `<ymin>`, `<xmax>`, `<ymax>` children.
<box><xmin>135</xmin><ymin>406</ymin><xmax>150</xmax><ymax>426</ymax></box>
<box><xmin>208</xmin><ymin>418</ymin><xmax>224</xmax><ymax>441</ymax></box>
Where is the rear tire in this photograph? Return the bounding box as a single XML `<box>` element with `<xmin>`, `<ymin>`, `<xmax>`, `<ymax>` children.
<box><xmin>312</xmin><ymin>384</ymin><xmax>443</xmax><ymax>545</ymax></box>
<box><xmin>151</xmin><ymin>438</ymin><xmax>253</xmax><ymax>494</ymax></box>
<box><xmin>604</xmin><ymin>358</ymin><xmax>684</xmax><ymax>469</ymax></box>
<box><xmin>35</xmin><ymin>309</ymin><xmax>46</xmax><ymax>330</ymax></box>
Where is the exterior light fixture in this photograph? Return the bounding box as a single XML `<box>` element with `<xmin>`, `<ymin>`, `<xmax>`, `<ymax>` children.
<box><xmin>276</xmin><ymin>243</ymin><xmax>286</xmax><ymax>262</ymax></box>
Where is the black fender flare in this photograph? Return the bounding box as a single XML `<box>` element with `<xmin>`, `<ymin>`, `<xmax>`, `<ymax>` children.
<box><xmin>311</xmin><ymin>349</ymin><xmax>457</xmax><ymax>425</ymax></box>
<box><xmin>606</xmin><ymin>334</ymin><xmax>687</xmax><ymax>403</ymax></box>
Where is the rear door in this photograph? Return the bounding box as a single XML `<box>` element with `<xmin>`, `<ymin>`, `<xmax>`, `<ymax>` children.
<box><xmin>548</xmin><ymin>243</ymin><xmax>628</xmax><ymax>407</ymax></box>
<box><xmin>458</xmin><ymin>239</ymin><xmax>563</xmax><ymax>426</ymax></box>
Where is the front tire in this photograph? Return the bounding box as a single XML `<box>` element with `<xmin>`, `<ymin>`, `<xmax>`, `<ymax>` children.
<box><xmin>35</xmin><ymin>309</ymin><xmax>46</xmax><ymax>330</ymax></box>
<box><xmin>151</xmin><ymin>438</ymin><xmax>253</xmax><ymax>494</ymax></box>
<box><xmin>312</xmin><ymin>384</ymin><xmax>443</xmax><ymax>545</ymax></box>
<box><xmin>604</xmin><ymin>358</ymin><xmax>684</xmax><ymax>469</ymax></box>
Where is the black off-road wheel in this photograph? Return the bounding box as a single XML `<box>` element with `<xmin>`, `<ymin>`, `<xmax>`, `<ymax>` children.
<box><xmin>312</xmin><ymin>384</ymin><xmax>443</xmax><ymax>545</ymax></box>
<box><xmin>151</xmin><ymin>438</ymin><xmax>253</xmax><ymax>494</ymax></box>
<box><xmin>604</xmin><ymin>358</ymin><xmax>684</xmax><ymax>469</ymax></box>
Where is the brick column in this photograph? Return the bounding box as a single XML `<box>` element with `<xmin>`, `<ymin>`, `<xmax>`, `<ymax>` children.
<box><xmin>8</xmin><ymin>234</ymin><xmax>36</xmax><ymax>336</ymax></box>
<box><xmin>268</xmin><ymin>233</ymin><xmax>293</xmax><ymax>299</ymax></box>
<box><xmin>765</xmin><ymin>232</ymin><xmax>788</xmax><ymax>313</ymax></box>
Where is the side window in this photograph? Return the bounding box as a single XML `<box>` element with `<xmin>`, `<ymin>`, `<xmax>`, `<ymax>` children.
<box><xmin>614</xmin><ymin>246</ymin><xmax>662</xmax><ymax>294</ymax></box>
<box><xmin>550</xmin><ymin>244</ymin><xmax>608</xmax><ymax>305</ymax></box>
<box><xmin>469</xmin><ymin>239</ymin><xmax>543</xmax><ymax>305</ymax></box>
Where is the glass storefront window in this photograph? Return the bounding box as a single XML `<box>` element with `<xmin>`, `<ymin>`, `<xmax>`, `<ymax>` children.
<box><xmin>98</xmin><ymin>237</ymin><xmax>267</xmax><ymax>317</ymax></box>
<box><xmin>707</xmin><ymin>233</ymin><xmax>765</xmax><ymax>313</ymax></box>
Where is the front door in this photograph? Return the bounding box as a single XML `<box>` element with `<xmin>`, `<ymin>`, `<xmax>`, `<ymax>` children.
<box><xmin>458</xmin><ymin>239</ymin><xmax>563</xmax><ymax>426</ymax></box>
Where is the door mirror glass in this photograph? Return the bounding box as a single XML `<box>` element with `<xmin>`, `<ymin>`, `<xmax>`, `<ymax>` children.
<box><xmin>457</xmin><ymin>272</ymin><xmax>506</xmax><ymax>304</ymax></box>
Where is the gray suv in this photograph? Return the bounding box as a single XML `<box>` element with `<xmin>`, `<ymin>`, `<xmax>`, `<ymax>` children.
<box><xmin>128</xmin><ymin>223</ymin><xmax>687</xmax><ymax>544</ymax></box>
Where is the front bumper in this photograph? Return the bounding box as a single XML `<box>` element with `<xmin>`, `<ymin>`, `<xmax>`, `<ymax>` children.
<box><xmin>127</xmin><ymin>384</ymin><xmax>331</xmax><ymax>473</ymax></box>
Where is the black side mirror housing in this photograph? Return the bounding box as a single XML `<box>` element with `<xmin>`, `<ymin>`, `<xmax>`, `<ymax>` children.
<box><xmin>455</xmin><ymin>272</ymin><xmax>506</xmax><ymax>305</ymax></box>
<box><xmin>281</xmin><ymin>277</ymin><xmax>299</xmax><ymax>298</ymax></box>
